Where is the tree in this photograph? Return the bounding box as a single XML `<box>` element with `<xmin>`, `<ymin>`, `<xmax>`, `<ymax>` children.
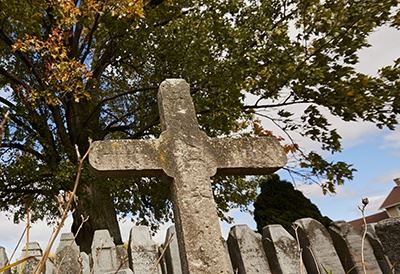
<box><xmin>0</xmin><ymin>0</ymin><xmax>399</xmax><ymax>251</ymax></box>
<box><xmin>254</xmin><ymin>175</ymin><xmax>332</xmax><ymax>232</ymax></box>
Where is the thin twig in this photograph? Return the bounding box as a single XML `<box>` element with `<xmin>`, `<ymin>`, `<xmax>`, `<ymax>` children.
<box><xmin>150</xmin><ymin>232</ymin><xmax>175</xmax><ymax>274</ymax></box>
<box><xmin>113</xmin><ymin>254</ymin><xmax>129</xmax><ymax>274</ymax></box>
<box><xmin>307</xmin><ymin>246</ymin><xmax>321</xmax><ymax>274</ymax></box>
<box><xmin>7</xmin><ymin>226</ymin><xmax>27</xmax><ymax>264</ymax></box>
<box><xmin>358</xmin><ymin>198</ymin><xmax>369</xmax><ymax>274</ymax></box>
<box><xmin>0</xmin><ymin>256</ymin><xmax>34</xmax><ymax>273</ymax></box>
<box><xmin>33</xmin><ymin>141</ymin><xmax>93</xmax><ymax>274</ymax></box>
<box><xmin>19</xmin><ymin>205</ymin><xmax>31</xmax><ymax>274</ymax></box>
<box><xmin>292</xmin><ymin>224</ymin><xmax>304</xmax><ymax>274</ymax></box>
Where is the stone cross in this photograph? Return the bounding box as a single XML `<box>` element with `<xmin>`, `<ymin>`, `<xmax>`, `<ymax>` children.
<box><xmin>89</xmin><ymin>79</ymin><xmax>287</xmax><ymax>274</ymax></box>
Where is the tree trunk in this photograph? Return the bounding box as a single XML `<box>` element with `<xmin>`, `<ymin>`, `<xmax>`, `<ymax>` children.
<box><xmin>71</xmin><ymin>178</ymin><xmax>122</xmax><ymax>253</ymax></box>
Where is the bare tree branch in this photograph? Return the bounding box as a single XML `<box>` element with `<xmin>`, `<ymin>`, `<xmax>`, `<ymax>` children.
<box><xmin>48</xmin><ymin>105</ymin><xmax>76</xmax><ymax>161</ymax></box>
<box><xmin>0</xmin><ymin>67</ymin><xmax>32</xmax><ymax>91</ymax></box>
<box><xmin>0</xmin><ymin>29</ymin><xmax>44</xmax><ymax>88</ymax></box>
<box><xmin>80</xmin><ymin>87</ymin><xmax>157</xmax><ymax>137</ymax></box>
<box><xmin>1</xmin><ymin>142</ymin><xmax>46</xmax><ymax>160</ymax></box>
<box><xmin>0</xmin><ymin>96</ymin><xmax>17</xmax><ymax>109</ymax></box>
<box><xmin>243</xmin><ymin>100</ymin><xmax>313</xmax><ymax>110</ymax></box>
<box><xmin>80</xmin><ymin>12</ymin><xmax>101</xmax><ymax>63</ymax></box>
<box><xmin>34</xmin><ymin>141</ymin><xmax>93</xmax><ymax>274</ymax></box>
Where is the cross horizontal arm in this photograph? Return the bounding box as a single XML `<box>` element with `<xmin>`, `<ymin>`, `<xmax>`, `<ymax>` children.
<box><xmin>89</xmin><ymin>140</ymin><xmax>163</xmax><ymax>177</ymax></box>
<box><xmin>208</xmin><ymin>136</ymin><xmax>287</xmax><ymax>176</ymax></box>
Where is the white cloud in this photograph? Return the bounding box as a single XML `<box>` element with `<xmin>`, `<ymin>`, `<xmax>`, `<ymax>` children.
<box><xmin>0</xmin><ymin>213</ymin><xmax>73</xmax><ymax>259</ymax></box>
<box><xmin>295</xmin><ymin>183</ymin><xmax>357</xmax><ymax>199</ymax></box>
<box><xmin>324</xmin><ymin>115</ymin><xmax>379</xmax><ymax>149</ymax></box>
<box><xmin>366</xmin><ymin>171</ymin><xmax>400</xmax><ymax>187</ymax></box>
<box><xmin>356</xmin><ymin>26</ymin><xmax>400</xmax><ymax>76</ymax></box>
<box><xmin>364</xmin><ymin>195</ymin><xmax>386</xmax><ymax>213</ymax></box>
<box><xmin>382</xmin><ymin>128</ymin><xmax>400</xmax><ymax>155</ymax></box>
<box><xmin>346</xmin><ymin>195</ymin><xmax>387</xmax><ymax>217</ymax></box>
<box><xmin>295</xmin><ymin>183</ymin><xmax>325</xmax><ymax>198</ymax></box>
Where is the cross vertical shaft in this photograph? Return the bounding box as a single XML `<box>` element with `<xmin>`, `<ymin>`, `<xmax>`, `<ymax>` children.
<box><xmin>89</xmin><ymin>79</ymin><xmax>287</xmax><ymax>274</ymax></box>
<box><xmin>157</xmin><ymin>80</ymin><xmax>231</xmax><ymax>273</ymax></box>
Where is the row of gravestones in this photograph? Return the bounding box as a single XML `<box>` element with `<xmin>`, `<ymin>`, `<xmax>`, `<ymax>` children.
<box><xmin>0</xmin><ymin>217</ymin><xmax>399</xmax><ymax>274</ymax></box>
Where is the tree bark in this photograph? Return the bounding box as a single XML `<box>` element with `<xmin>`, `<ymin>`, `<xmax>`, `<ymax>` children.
<box><xmin>71</xmin><ymin>177</ymin><xmax>122</xmax><ymax>253</ymax></box>
<box><xmin>65</xmin><ymin>95</ymin><xmax>124</xmax><ymax>253</ymax></box>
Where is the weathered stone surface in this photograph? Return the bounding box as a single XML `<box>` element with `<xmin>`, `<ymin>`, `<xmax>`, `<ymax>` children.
<box><xmin>375</xmin><ymin>217</ymin><xmax>400</xmax><ymax>273</ymax></box>
<box><xmin>262</xmin><ymin>224</ymin><xmax>305</xmax><ymax>274</ymax></box>
<box><xmin>365</xmin><ymin>224</ymin><xmax>392</xmax><ymax>273</ymax></box>
<box><xmin>56</xmin><ymin>233</ymin><xmax>81</xmax><ymax>274</ymax></box>
<box><xmin>164</xmin><ymin>225</ymin><xmax>182</xmax><ymax>274</ymax></box>
<box><xmin>57</xmin><ymin>232</ymin><xmax>79</xmax><ymax>252</ymax></box>
<box><xmin>80</xmin><ymin>252</ymin><xmax>90</xmax><ymax>274</ymax></box>
<box><xmin>0</xmin><ymin>246</ymin><xmax>11</xmax><ymax>274</ymax></box>
<box><xmin>209</xmin><ymin>137</ymin><xmax>287</xmax><ymax>176</ymax></box>
<box><xmin>17</xmin><ymin>242</ymin><xmax>42</xmax><ymax>274</ymax></box>
<box><xmin>329</xmin><ymin>221</ymin><xmax>382</xmax><ymax>274</ymax></box>
<box><xmin>294</xmin><ymin>218</ymin><xmax>345</xmax><ymax>274</ymax></box>
<box><xmin>116</xmin><ymin>245</ymin><xmax>130</xmax><ymax>270</ymax></box>
<box><xmin>91</xmin><ymin>229</ymin><xmax>119</xmax><ymax>273</ymax></box>
<box><xmin>45</xmin><ymin>260</ymin><xmax>56</xmax><ymax>274</ymax></box>
<box><xmin>227</xmin><ymin>225</ymin><xmax>271</xmax><ymax>273</ymax></box>
<box><xmin>90</xmin><ymin>79</ymin><xmax>287</xmax><ymax>274</ymax></box>
<box><xmin>90</xmin><ymin>139</ymin><xmax>162</xmax><ymax>178</ymax></box>
<box><xmin>16</xmin><ymin>243</ymin><xmax>55</xmax><ymax>274</ymax></box>
<box><xmin>128</xmin><ymin>225</ymin><xmax>161</xmax><ymax>274</ymax></box>
<box><xmin>24</xmin><ymin>241</ymin><xmax>42</xmax><ymax>256</ymax></box>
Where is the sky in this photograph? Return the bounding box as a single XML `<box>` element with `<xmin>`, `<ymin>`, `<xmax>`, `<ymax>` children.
<box><xmin>0</xmin><ymin>25</ymin><xmax>399</xmax><ymax>258</ymax></box>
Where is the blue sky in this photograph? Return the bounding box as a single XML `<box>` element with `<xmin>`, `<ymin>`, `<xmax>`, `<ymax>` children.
<box><xmin>0</xmin><ymin>25</ymin><xmax>399</xmax><ymax>256</ymax></box>
<box><xmin>295</xmin><ymin>127</ymin><xmax>400</xmax><ymax>221</ymax></box>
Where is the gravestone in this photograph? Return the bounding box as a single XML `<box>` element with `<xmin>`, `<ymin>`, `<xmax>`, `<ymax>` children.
<box><xmin>45</xmin><ymin>259</ymin><xmax>56</xmax><ymax>274</ymax></box>
<box><xmin>80</xmin><ymin>252</ymin><xmax>90</xmax><ymax>274</ymax></box>
<box><xmin>262</xmin><ymin>224</ymin><xmax>306</xmax><ymax>274</ymax></box>
<box><xmin>164</xmin><ymin>225</ymin><xmax>182</xmax><ymax>274</ymax></box>
<box><xmin>116</xmin><ymin>244</ymin><xmax>130</xmax><ymax>270</ymax></box>
<box><xmin>56</xmin><ymin>233</ymin><xmax>81</xmax><ymax>274</ymax></box>
<box><xmin>366</xmin><ymin>224</ymin><xmax>392</xmax><ymax>273</ymax></box>
<box><xmin>294</xmin><ymin>218</ymin><xmax>345</xmax><ymax>274</ymax></box>
<box><xmin>91</xmin><ymin>230</ymin><xmax>118</xmax><ymax>273</ymax></box>
<box><xmin>227</xmin><ymin>225</ymin><xmax>271</xmax><ymax>273</ymax></box>
<box><xmin>128</xmin><ymin>226</ymin><xmax>161</xmax><ymax>274</ymax></box>
<box><xmin>329</xmin><ymin>221</ymin><xmax>382</xmax><ymax>274</ymax></box>
<box><xmin>158</xmin><ymin>245</ymin><xmax>168</xmax><ymax>274</ymax></box>
<box><xmin>91</xmin><ymin>229</ymin><xmax>132</xmax><ymax>274</ymax></box>
<box><xmin>17</xmin><ymin>242</ymin><xmax>42</xmax><ymax>274</ymax></box>
<box><xmin>90</xmin><ymin>79</ymin><xmax>287</xmax><ymax>274</ymax></box>
<box><xmin>0</xmin><ymin>246</ymin><xmax>11</xmax><ymax>274</ymax></box>
<box><xmin>375</xmin><ymin>217</ymin><xmax>400</xmax><ymax>273</ymax></box>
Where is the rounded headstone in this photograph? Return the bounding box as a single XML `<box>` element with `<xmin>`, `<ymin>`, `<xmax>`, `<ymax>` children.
<box><xmin>375</xmin><ymin>217</ymin><xmax>400</xmax><ymax>273</ymax></box>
